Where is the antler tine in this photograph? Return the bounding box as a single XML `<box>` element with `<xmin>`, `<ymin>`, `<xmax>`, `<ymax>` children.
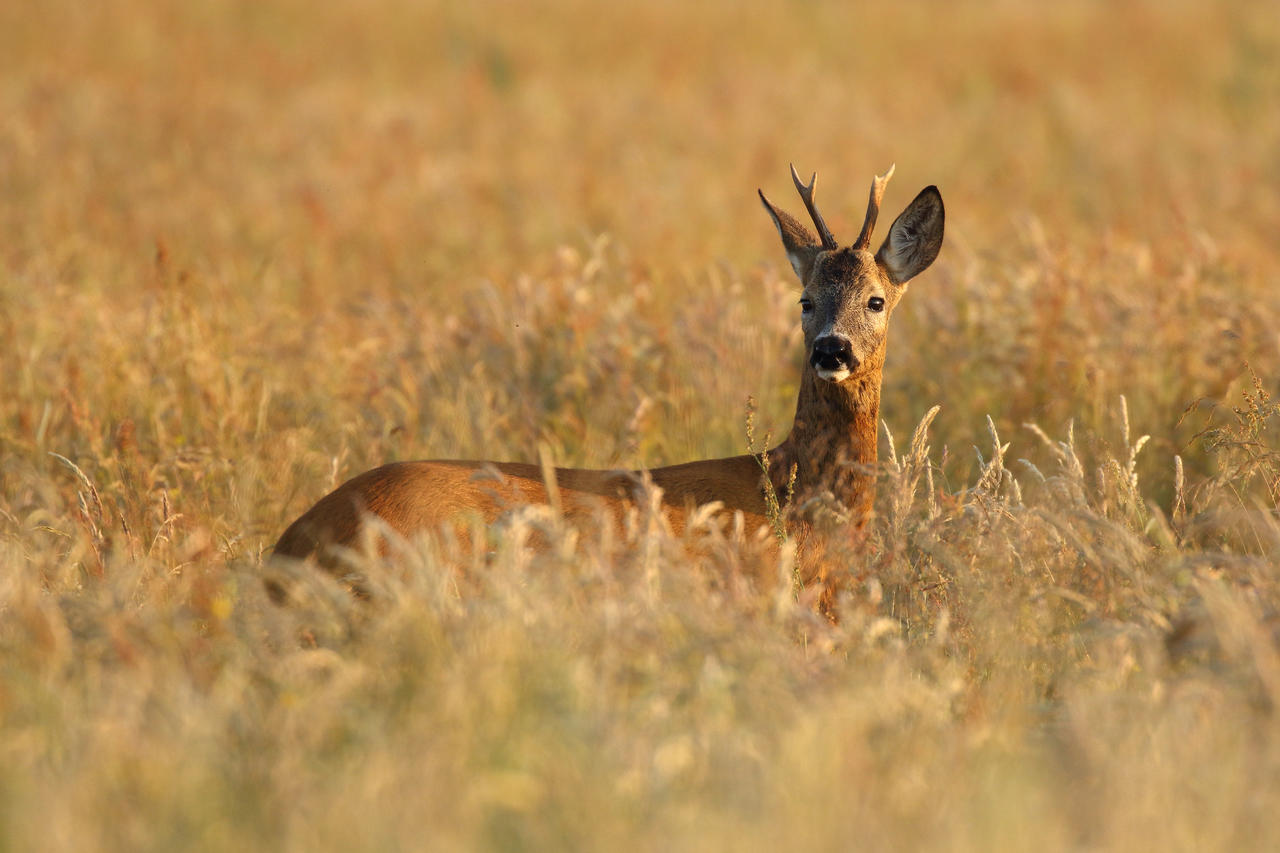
<box><xmin>852</xmin><ymin>163</ymin><xmax>896</xmax><ymax>251</ymax></box>
<box><xmin>789</xmin><ymin>164</ymin><xmax>839</xmax><ymax>250</ymax></box>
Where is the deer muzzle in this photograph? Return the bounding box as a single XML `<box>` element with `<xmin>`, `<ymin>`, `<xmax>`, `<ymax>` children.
<box><xmin>811</xmin><ymin>335</ymin><xmax>856</xmax><ymax>381</ymax></box>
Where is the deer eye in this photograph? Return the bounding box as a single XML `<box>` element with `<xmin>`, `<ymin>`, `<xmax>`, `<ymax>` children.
<box><xmin>800</xmin><ymin>298</ymin><xmax>814</xmax><ymax>314</ymax></box>
<box><xmin>867</xmin><ymin>296</ymin><xmax>885</xmax><ymax>312</ymax></box>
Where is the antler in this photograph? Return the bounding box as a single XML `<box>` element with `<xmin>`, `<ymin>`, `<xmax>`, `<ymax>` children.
<box><xmin>852</xmin><ymin>163</ymin><xmax>896</xmax><ymax>251</ymax></box>
<box><xmin>790</xmin><ymin>164</ymin><xmax>838</xmax><ymax>251</ymax></box>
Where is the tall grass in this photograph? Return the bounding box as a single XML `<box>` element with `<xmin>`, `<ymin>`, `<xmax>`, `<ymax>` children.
<box><xmin>2</xmin><ymin>0</ymin><xmax>1279</xmax><ymax>849</ymax></box>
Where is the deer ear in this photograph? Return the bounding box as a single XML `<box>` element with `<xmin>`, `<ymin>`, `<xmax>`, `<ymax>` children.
<box><xmin>759</xmin><ymin>189</ymin><xmax>820</xmax><ymax>282</ymax></box>
<box><xmin>876</xmin><ymin>186</ymin><xmax>944</xmax><ymax>285</ymax></box>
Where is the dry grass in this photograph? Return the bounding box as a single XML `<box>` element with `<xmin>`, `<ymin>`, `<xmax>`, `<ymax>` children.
<box><xmin>3</xmin><ymin>0</ymin><xmax>1280</xmax><ymax>849</ymax></box>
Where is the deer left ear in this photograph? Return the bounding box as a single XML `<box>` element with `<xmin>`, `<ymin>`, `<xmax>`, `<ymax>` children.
<box><xmin>876</xmin><ymin>186</ymin><xmax>944</xmax><ymax>285</ymax></box>
<box><xmin>759</xmin><ymin>189</ymin><xmax>821</xmax><ymax>282</ymax></box>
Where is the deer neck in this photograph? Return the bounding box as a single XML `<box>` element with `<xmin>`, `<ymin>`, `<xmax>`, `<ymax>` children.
<box><xmin>767</xmin><ymin>364</ymin><xmax>881</xmax><ymax>523</ymax></box>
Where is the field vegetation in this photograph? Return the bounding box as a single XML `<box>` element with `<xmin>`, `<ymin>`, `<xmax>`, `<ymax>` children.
<box><xmin>2</xmin><ymin>0</ymin><xmax>1280</xmax><ymax>849</ymax></box>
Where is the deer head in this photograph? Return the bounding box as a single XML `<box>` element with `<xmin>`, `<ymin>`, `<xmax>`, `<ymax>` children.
<box><xmin>759</xmin><ymin>165</ymin><xmax>944</xmax><ymax>383</ymax></box>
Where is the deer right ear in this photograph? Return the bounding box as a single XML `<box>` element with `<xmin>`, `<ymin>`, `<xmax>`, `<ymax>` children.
<box><xmin>759</xmin><ymin>190</ymin><xmax>820</xmax><ymax>282</ymax></box>
<box><xmin>876</xmin><ymin>186</ymin><xmax>945</xmax><ymax>285</ymax></box>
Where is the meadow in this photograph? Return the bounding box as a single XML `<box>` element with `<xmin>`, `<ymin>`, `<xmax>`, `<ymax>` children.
<box><xmin>2</xmin><ymin>0</ymin><xmax>1280</xmax><ymax>849</ymax></box>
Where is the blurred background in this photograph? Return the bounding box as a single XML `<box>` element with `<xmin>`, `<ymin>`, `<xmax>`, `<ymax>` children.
<box><xmin>3</xmin><ymin>2</ymin><xmax>1277</xmax><ymax>511</ymax></box>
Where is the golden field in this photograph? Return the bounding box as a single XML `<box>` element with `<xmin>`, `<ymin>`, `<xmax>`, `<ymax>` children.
<box><xmin>2</xmin><ymin>0</ymin><xmax>1279</xmax><ymax>849</ymax></box>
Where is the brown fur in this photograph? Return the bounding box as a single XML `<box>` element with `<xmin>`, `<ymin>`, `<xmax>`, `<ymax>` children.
<box><xmin>273</xmin><ymin>455</ymin><xmax>772</xmax><ymax>558</ymax></box>
<box><xmin>271</xmin><ymin>166</ymin><xmax>944</xmax><ymax>614</ymax></box>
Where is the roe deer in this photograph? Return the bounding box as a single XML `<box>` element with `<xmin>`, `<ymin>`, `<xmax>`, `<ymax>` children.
<box><xmin>271</xmin><ymin>165</ymin><xmax>944</xmax><ymax>610</ymax></box>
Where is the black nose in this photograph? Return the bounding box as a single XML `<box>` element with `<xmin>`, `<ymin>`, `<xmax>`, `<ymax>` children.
<box><xmin>810</xmin><ymin>335</ymin><xmax>854</xmax><ymax>373</ymax></box>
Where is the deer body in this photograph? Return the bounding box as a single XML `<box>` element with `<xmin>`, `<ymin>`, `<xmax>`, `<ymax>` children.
<box><xmin>273</xmin><ymin>454</ymin><xmax>773</xmax><ymax>553</ymax></box>
<box><xmin>272</xmin><ymin>166</ymin><xmax>944</xmax><ymax>605</ymax></box>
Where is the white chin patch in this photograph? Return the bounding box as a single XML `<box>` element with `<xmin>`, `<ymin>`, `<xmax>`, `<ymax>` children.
<box><xmin>815</xmin><ymin>367</ymin><xmax>851</xmax><ymax>383</ymax></box>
